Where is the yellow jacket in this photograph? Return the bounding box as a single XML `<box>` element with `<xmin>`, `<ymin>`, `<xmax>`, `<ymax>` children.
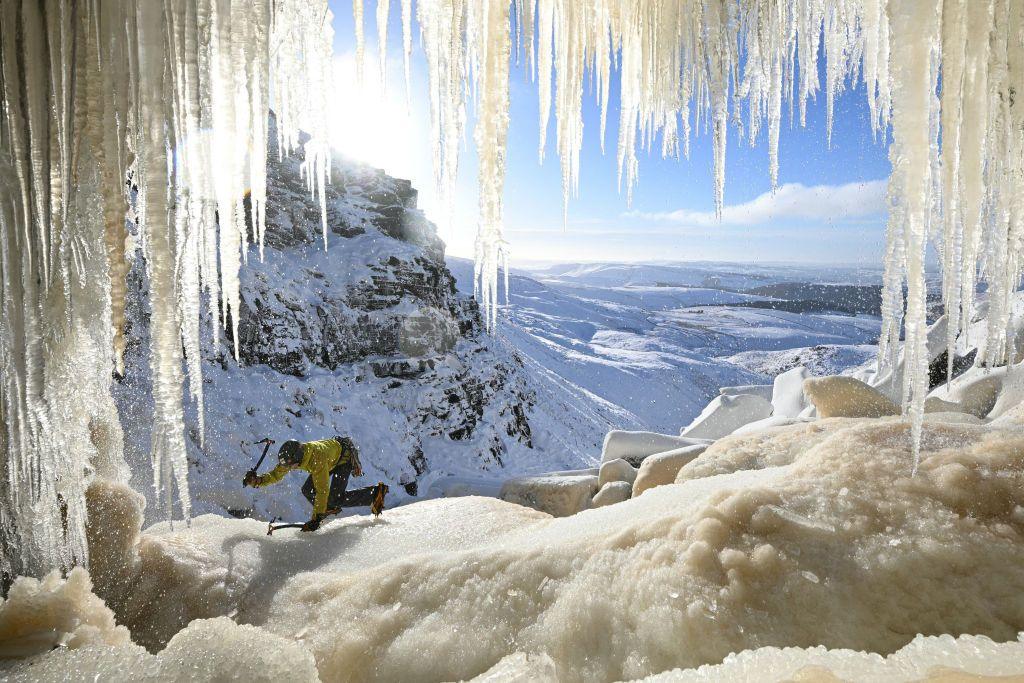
<box><xmin>254</xmin><ymin>439</ymin><xmax>354</xmax><ymax>516</ymax></box>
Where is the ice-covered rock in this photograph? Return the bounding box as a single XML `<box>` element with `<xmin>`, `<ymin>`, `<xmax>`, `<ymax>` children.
<box><xmin>771</xmin><ymin>366</ymin><xmax>809</xmax><ymax>418</ymax></box>
<box><xmin>803</xmin><ymin>376</ymin><xmax>899</xmax><ymax>418</ymax></box>
<box><xmin>599</xmin><ymin>458</ymin><xmax>638</xmax><ymax>488</ymax></box>
<box><xmin>601</xmin><ymin>431</ymin><xmax>709</xmax><ymax>466</ymax></box>
<box><xmin>0</xmin><ymin>569</ymin><xmax>130</xmax><ymax>660</ymax></box>
<box><xmin>680</xmin><ymin>394</ymin><xmax>774</xmax><ymax>440</ymax></box>
<box><xmin>641</xmin><ymin>633</ymin><xmax>1024</xmax><ymax>682</ymax></box>
<box><xmin>924</xmin><ymin>396</ymin><xmax>963</xmax><ymax>413</ymax></box>
<box><xmin>732</xmin><ymin>415</ymin><xmax>813</xmax><ymax>436</ymax></box>
<box><xmin>929</xmin><ymin>366</ymin><xmax>1006</xmax><ymax>418</ymax></box>
<box><xmin>989</xmin><ymin>367</ymin><xmax>1024</xmax><ymax>419</ymax></box>
<box><xmin>500</xmin><ymin>474</ymin><xmax>600</xmax><ymax>517</ymax></box>
<box><xmin>633</xmin><ymin>444</ymin><xmax>709</xmax><ymax>496</ymax></box>
<box><xmin>592</xmin><ymin>481</ymin><xmax>633</xmax><ymax>508</ymax></box>
<box><xmin>0</xmin><ymin>615</ymin><xmax>320</xmax><ymax>682</ymax></box>
<box><xmin>720</xmin><ymin>384</ymin><xmax>774</xmax><ymax>401</ymax></box>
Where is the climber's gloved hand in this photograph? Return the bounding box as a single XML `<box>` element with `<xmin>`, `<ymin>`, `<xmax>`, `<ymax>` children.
<box><xmin>243</xmin><ymin>470</ymin><xmax>258</xmax><ymax>488</ymax></box>
<box><xmin>301</xmin><ymin>516</ymin><xmax>322</xmax><ymax>532</ymax></box>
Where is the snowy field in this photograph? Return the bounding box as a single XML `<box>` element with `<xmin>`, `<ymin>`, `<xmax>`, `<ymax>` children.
<box><xmin>448</xmin><ymin>259</ymin><xmax>884</xmax><ymax>434</ymax></box>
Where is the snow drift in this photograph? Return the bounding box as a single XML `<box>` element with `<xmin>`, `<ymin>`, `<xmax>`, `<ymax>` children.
<box><xmin>5</xmin><ymin>415</ymin><xmax>1024</xmax><ymax>681</ymax></box>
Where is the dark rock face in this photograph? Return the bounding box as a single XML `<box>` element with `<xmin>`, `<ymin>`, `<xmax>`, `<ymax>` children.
<box><xmin>235</xmin><ymin>154</ymin><xmax>467</xmax><ymax>377</ymax></box>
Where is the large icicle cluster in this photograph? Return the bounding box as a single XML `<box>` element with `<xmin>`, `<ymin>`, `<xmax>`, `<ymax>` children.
<box><xmin>0</xmin><ymin>0</ymin><xmax>332</xmax><ymax>579</ymax></box>
<box><xmin>381</xmin><ymin>0</ymin><xmax>1022</xmax><ymax>456</ymax></box>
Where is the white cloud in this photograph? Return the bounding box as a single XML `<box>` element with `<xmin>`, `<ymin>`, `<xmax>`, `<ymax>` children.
<box><xmin>626</xmin><ymin>180</ymin><xmax>887</xmax><ymax>226</ymax></box>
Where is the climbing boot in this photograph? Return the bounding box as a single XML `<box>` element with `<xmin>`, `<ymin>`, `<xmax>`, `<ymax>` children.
<box><xmin>370</xmin><ymin>483</ymin><xmax>388</xmax><ymax>517</ymax></box>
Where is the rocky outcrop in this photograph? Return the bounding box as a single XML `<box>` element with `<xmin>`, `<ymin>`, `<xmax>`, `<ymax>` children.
<box><xmin>234</xmin><ymin>151</ymin><xmax>467</xmax><ymax>377</ymax></box>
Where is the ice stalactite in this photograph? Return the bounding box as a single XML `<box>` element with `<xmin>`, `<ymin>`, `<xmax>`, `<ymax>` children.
<box><xmin>378</xmin><ymin>0</ymin><xmax>392</xmax><ymax>89</ymax></box>
<box><xmin>271</xmin><ymin>2</ymin><xmax>335</xmax><ymax>249</ymax></box>
<box><xmin>416</xmin><ymin>0</ymin><xmax>467</xmax><ymax>233</ymax></box>
<box><xmin>879</xmin><ymin>0</ymin><xmax>941</xmax><ymax>472</ymax></box>
<box><xmin>354</xmin><ymin>0</ymin><xmax>366</xmax><ymax>83</ymax></box>
<box><xmin>0</xmin><ymin>0</ymin><xmax>332</xmax><ymax>579</ymax></box>
<box><xmin>469</xmin><ymin>0</ymin><xmax>512</xmax><ymax>331</ymax></box>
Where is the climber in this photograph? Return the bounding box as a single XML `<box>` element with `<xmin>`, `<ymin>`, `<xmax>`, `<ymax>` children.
<box><xmin>243</xmin><ymin>436</ymin><xmax>388</xmax><ymax>531</ymax></box>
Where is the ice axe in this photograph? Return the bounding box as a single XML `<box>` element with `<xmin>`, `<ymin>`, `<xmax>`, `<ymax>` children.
<box><xmin>244</xmin><ymin>437</ymin><xmax>275</xmax><ymax>484</ymax></box>
<box><xmin>266</xmin><ymin>517</ymin><xmax>305</xmax><ymax>535</ymax></box>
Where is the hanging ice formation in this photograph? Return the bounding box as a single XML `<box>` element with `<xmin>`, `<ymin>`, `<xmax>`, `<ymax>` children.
<box><xmin>0</xmin><ymin>0</ymin><xmax>332</xmax><ymax>580</ymax></box>
<box><xmin>396</xmin><ymin>0</ymin><xmax>1022</xmax><ymax>461</ymax></box>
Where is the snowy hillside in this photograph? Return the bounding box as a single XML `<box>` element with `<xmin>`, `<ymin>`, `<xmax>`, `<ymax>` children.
<box><xmin>448</xmin><ymin>259</ymin><xmax>883</xmax><ymax>435</ymax></box>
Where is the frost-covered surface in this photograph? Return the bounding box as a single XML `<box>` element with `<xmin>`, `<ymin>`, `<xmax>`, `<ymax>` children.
<box><xmin>8</xmin><ymin>413</ymin><xmax>1024</xmax><ymax>681</ymax></box>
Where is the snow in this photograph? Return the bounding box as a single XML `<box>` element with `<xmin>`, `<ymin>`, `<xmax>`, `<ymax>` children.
<box><xmin>720</xmin><ymin>385</ymin><xmax>773</xmax><ymax>401</ymax></box>
<box><xmin>803</xmin><ymin>376</ymin><xmax>900</xmax><ymax>419</ymax></box>
<box><xmin>680</xmin><ymin>395</ymin><xmax>774</xmax><ymax>440</ymax></box>
<box><xmin>8</xmin><ymin>414</ymin><xmax>1024</xmax><ymax>681</ymax></box>
<box><xmin>447</xmin><ymin>257</ymin><xmax>881</xmax><ymax>439</ymax></box>
<box><xmin>929</xmin><ymin>366</ymin><xmax>1008</xmax><ymax>419</ymax></box>
<box><xmin>592</xmin><ymin>481</ymin><xmax>633</xmax><ymax>508</ymax></box>
<box><xmin>598</xmin><ymin>459</ymin><xmax>638</xmax><ymax>488</ymax></box>
<box><xmin>500</xmin><ymin>474</ymin><xmax>599</xmax><ymax>517</ymax></box>
<box><xmin>770</xmin><ymin>366</ymin><xmax>810</xmax><ymax>419</ymax></box>
<box><xmin>990</xmin><ymin>367</ymin><xmax>1024</xmax><ymax>420</ymax></box>
<box><xmin>602</xmin><ymin>431</ymin><xmax>710</xmax><ymax>466</ymax></box>
<box><xmin>632</xmin><ymin>444</ymin><xmax>709</xmax><ymax>497</ymax></box>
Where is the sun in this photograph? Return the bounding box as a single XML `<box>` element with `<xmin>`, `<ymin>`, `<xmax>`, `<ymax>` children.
<box><xmin>328</xmin><ymin>53</ymin><xmax>421</xmax><ymax>180</ymax></box>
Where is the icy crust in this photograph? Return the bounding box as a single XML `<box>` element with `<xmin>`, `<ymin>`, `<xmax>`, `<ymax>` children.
<box><xmin>637</xmin><ymin>633</ymin><xmax>1024</xmax><ymax>682</ymax></box>
<box><xmin>6</xmin><ymin>418</ymin><xmax>1018</xmax><ymax>682</ymax></box>
<box><xmin>1</xmin><ymin>615</ymin><xmax>319</xmax><ymax>682</ymax></box>
<box><xmin>0</xmin><ymin>569</ymin><xmax>130</xmax><ymax>658</ymax></box>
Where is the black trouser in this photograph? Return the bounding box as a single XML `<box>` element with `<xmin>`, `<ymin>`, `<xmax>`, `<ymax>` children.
<box><xmin>301</xmin><ymin>460</ymin><xmax>377</xmax><ymax>513</ymax></box>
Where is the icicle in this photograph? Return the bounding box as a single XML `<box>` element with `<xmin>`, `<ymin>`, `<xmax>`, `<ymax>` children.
<box><xmin>402</xmin><ymin>0</ymin><xmax>413</xmax><ymax>105</ymax></box>
<box><xmin>378</xmin><ymin>0</ymin><xmax>391</xmax><ymax>90</ymax></box>
<box><xmin>881</xmin><ymin>0</ymin><xmax>941</xmax><ymax>473</ymax></box>
<box><xmin>416</xmin><ymin>0</ymin><xmax>467</xmax><ymax>230</ymax></box>
<box><xmin>469</xmin><ymin>0</ymin><xmax>511</xmax><ymax>329</ymax></box>
<box><xmin>0</xmin><ymin>0</ymin><xmax>333</xmax><ymax>578</ymax></box>
<box><xmin>354</xmin><ymin>0</ymin><xmax>366</xmax><ymax>84</ymax></box>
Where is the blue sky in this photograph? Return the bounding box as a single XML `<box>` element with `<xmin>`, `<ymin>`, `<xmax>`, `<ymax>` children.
<box><xmin>326</xmin><ymin>1</ymin><xmax>891</xmax><ymax>264</ymax></box>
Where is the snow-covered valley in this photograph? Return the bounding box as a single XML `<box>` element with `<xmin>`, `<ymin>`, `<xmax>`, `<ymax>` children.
<box><xmin>449</xmin><ymin>259</ymin><xmax>884</xmax><ymax>436</ymax></box>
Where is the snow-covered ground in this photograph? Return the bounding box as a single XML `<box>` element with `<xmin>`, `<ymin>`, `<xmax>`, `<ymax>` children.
<box><xmin>448</xmin><ymin>259</ymin><xmax>883</xmax><ymax>435</ymax></box>
<box><xmin>5</xmin><ymin>409</ymin><xmax>1024</xmax><ymax>681</ymax></box>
